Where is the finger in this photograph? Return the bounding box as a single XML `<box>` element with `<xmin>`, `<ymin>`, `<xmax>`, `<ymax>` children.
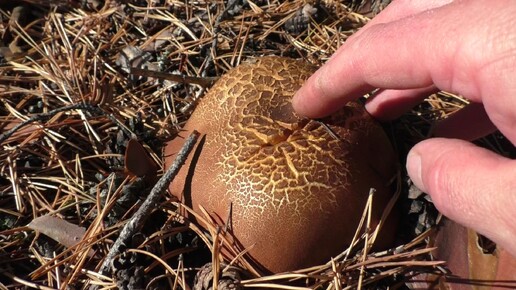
<box><xmin>365</xmin><ymin>86</ymin><xmax>437</xmax><ymax>120</ymax></box>
<box><xmin>293</xmin><ymin>1</ymin><xmax>513</xmax><ymax>119</ymax></box>
<box><xmin>431</xmin><ymin>103</ymin><xmax>497</xmax><ymax>141</ymax></box>
<box><xmin>406</xmin><ymin>138</ymin><xmax>516</xmax><ymax>256</ymax></box>
<box><xmin>293</xmin><ymin>1</ymin><xmax>460</xmax><ymax>118</ymax></box>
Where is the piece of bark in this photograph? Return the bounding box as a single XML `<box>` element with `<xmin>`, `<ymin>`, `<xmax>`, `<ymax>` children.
<box><xmin>408</xmin><ymin>218</ymin><xmax>516</xmax><ymax>289</ymax></box>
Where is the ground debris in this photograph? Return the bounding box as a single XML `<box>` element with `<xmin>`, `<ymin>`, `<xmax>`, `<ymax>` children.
<box><xmin>1</xmin><ymin>0</ymin><xmax>512</xmax><ymax>289</ymax></box>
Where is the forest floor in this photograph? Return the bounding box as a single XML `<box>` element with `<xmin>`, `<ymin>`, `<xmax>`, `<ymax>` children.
<box><xmin>0</xmin><ymin>1</ymin><xmax>513</xmax><ymax>289</ymax></box>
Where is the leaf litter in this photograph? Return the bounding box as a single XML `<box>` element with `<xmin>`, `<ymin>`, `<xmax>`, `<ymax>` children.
<box><xmin>0</xmin><ymin>1</ymin><xmax>514</xmax><ymax>289</ymax></box>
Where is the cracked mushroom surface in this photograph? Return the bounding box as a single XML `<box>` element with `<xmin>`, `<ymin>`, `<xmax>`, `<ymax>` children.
<box><xmin>164</xmin><ymin>56</ymin><xmax>398</xmax><ymax>273</ymax></box>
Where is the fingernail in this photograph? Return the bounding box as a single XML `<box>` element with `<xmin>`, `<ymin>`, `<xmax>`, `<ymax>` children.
<box><xmin>292</xmin><ymin>96</ymin><xmax>305</xmax><ymax>119</ymax></box>
<box><xmin>406</xmin><ymin>151</ymin><xmax>426</xmax><ymax>192</ymax></box>
<box><xmin>292</xmin><ymin>90</ymin><xmax>301</xmax><ymax>108</ymax></box>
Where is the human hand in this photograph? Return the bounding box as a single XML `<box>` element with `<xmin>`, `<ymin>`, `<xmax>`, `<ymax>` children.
<box><xmin>292</xmin><ymin>0</ymin><xmax>516</xmax><ymax>256</ymax></box>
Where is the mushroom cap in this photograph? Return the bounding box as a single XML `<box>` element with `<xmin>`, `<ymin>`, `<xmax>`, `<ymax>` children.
<box><xmin>164</xmin><ymin>56</ymin><xmax>398</xmax><ymax>273</ymax></box>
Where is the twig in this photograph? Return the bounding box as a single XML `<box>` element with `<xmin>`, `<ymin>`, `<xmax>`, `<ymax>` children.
<box><xmin>204</xmin><ymin>0</ymin><xmax>242</xmax><ymax>69</ymax></box>
<box><xmin>0</xmin><ymin>102</ymin><xmax>134</xmax><ymax>144</ymax></box>
<box><xmin>130</xmin><ymin>67</ymin><xmax>218</xmax><ymax>88</ymax></box>
<box><xmin>1</xmin><ymin>103</ymin><xmax>91</xmax><ymax>144</ymax></box>
<box><xmin>315</xmin><ymin>119</ymin><xmax>343</xmax><ymax>142</ymax></box>
<box><xmin>98</xmin><ymin>130</ymin><xmax>200</xmax><ymax>274</ymax></box>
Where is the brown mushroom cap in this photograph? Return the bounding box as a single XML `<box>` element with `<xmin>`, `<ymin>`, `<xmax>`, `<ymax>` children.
<box><xmin>164</xmin><ymin>56</ymin><xmax>398</xmax><ymax>273</ymax></box>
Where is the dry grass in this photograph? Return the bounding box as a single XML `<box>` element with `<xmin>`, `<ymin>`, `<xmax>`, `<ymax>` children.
<box><xmin>0</xmin><ymin>1</ymin><xmax>511</xmax><ymax>289</ymax></box>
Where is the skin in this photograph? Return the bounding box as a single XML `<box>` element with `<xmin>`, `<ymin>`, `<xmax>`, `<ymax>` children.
<box><xmin>292</xmin><ymin>0</ymin><xmax>516</xmax><ymax>257</ymax></box>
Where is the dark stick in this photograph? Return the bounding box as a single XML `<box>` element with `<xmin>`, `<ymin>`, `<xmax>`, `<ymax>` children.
<box><xmin>98</xmin><ymin>130</ymin><xmax>200</xmax><ymax>274</ymax></box>
<box><xmin>203</xmin><ymin>0</ymin><xmax>242</xmax><ymax>70</ymax></box>
<box><xmin>0</xmin><ymin>103</ymin><xmax>134</xmax><ymax>144</ymax></box>
<box><xmin>1</xmin><ymin>103</ymin><xmax>93</xmax><ymax>144</ymax></box>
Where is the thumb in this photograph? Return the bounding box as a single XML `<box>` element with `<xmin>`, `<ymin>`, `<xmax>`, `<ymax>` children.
<box><xmin>406</xmin><ymin>138</ymin><xmax>516</xmax><ymax>256</ymax></box>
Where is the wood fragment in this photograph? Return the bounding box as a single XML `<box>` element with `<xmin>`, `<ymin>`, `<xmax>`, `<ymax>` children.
<box><xmin>98</xmin><ymin>130</ymin><xmax>200</xmax><ymax>274</ymax></box>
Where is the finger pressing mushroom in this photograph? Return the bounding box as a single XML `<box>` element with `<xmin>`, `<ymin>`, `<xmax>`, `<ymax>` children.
<box><xmin>164</xmin><ymin>56</ymin><xmax>398</xmax><ymax>273</ymax></box>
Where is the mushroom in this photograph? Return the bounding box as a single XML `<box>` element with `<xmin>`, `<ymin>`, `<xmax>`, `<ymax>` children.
<box><xmin>164</xmin><ymin>56</ymin><xmax>398</xmax><ymax>273</ymax></box>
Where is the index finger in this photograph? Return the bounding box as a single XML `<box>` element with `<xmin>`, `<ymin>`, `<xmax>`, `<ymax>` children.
<box><xmin>292</xmin><ymin>1</ymin><xmax>465</xmax><ymax>118</ymax></box>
